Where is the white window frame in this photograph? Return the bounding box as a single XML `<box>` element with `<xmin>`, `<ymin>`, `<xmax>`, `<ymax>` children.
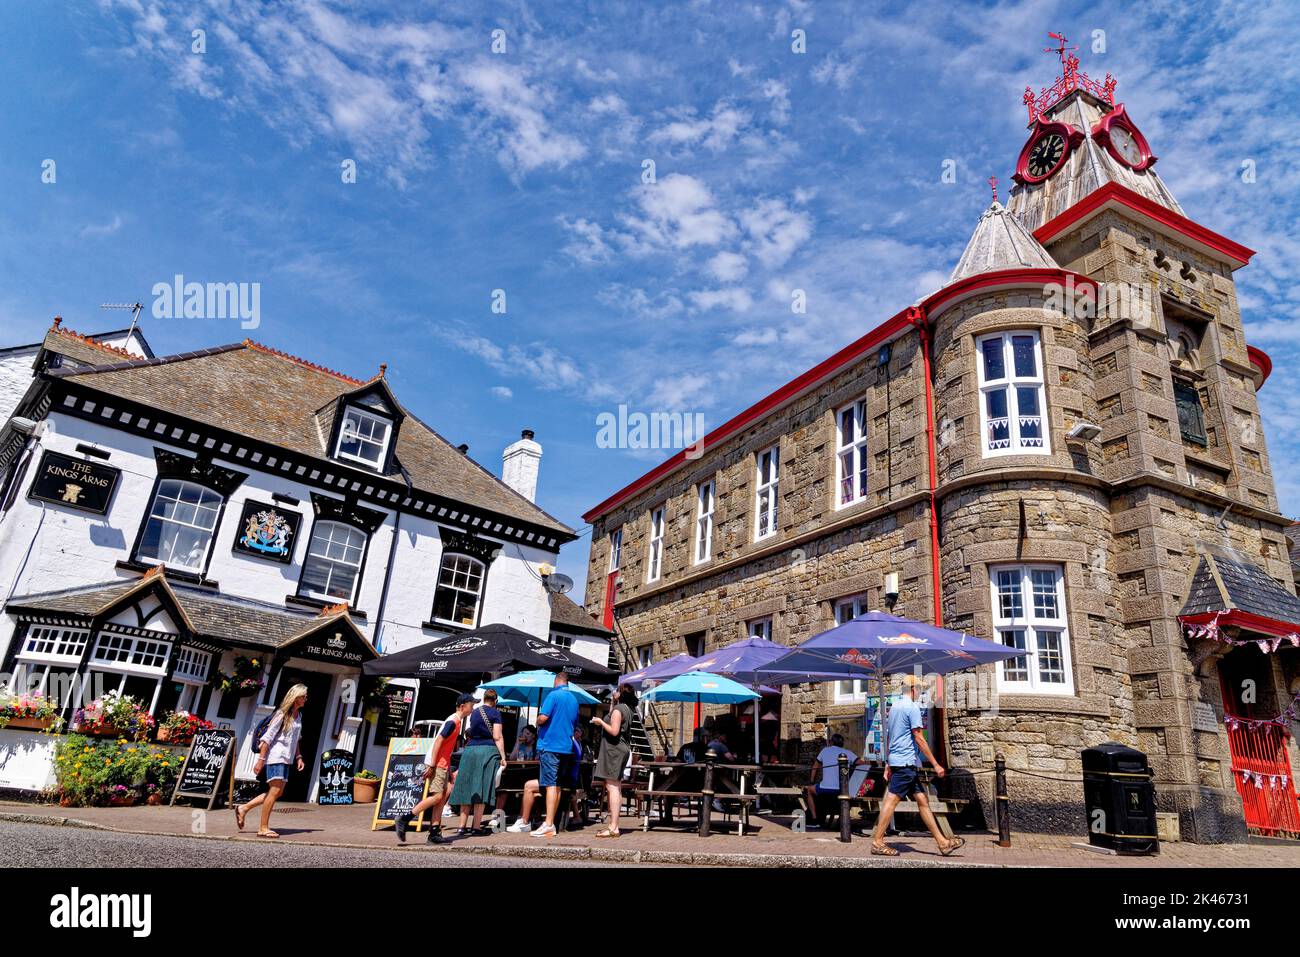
<box><xmin>608</xmin><ymin>528</ymin><xmax>622</xmax><ymax>572</ymax></box>
<box><xmin>173</xmin><ymin>646</ymin><xmax>213</xmax><ymax>684</ymax></box>
<box><xmin>549</xmin><ymin>632</ymin><xmax>574</xmax><ymax>651</ymax></box>
<box><xmin>976</xmin><ymin>331</ymin><xmax>1049</xmax><ymax>457</ymax></box>
<box><xmin>334</xmin><ymin>406</ymin><xmax>392</xmax><ymax>469</ymax></box>
<box><xmin>83</xmin><ymin>630</ymin><xmax>174</xmax><ymax>714</ymax></box>
<box><xmin>646</xmin><ymin>507</ymin><xmax>665</xmax><ymax>583</ymax></box>
<box><xmin>298</xmin><ymin>520</ymin><xmax>368</xmax><ymax>604</ymax></box>
<box><xmin>11</xmin><ymin>626</ymin><xmax>90</xmax><ymax>699</ymax></box>
<box><xmin>990</xmin><ymin>563</ymin><xmax>1074</xmax><ymax>695</ymax></box>
<box><xmin>835</xmin><ymin>399</ymin><xmax>869</xmax><ymax>508</ymax></box>
<box><xmin>637</xmin><ymin>645</ymin><xmax>653</xmax><ymax>669</ymax></box>
<box><xmin>137</xmin><ymin>479</ymin><xmax>223</xmax><ymax>574</ymax></box>
<box><xmin>747</xmin><ymin>617</ymin><xmax>773</xmax><ymax>641</ymax></box>
<box><xmin>832</xmin><ymin>595</ymin><xmax>871</xmax><ymax>702</ymax></box>
<box><xmin>432</xmin><ymin>553</ymin><xmax>487</xmax><ymax>627</ymax></box>
<box><xmin>754</xmin><ymin>446</ymin><xmax>780</xmax><ymax>541</ymax></box>
<box><xmin>694</xmin><ymin>479</ymin><xmax>715</xmax><ymax>565</ymax></box>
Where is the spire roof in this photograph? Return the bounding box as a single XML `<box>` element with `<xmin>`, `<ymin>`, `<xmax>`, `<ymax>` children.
<box><xmin>948</xmin><ymin>200</ymin><xmax>1058</xmax><ymax>284</ymax></box>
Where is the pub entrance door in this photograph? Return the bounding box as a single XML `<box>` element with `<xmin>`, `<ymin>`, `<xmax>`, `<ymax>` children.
<box><xmin>277</xmin><ymin>668</ymin><xmax>334</xmax><ymax>803</ymax></box>
<box><xmin>1218</xmin><ymin>645</ymin><xmax>1300</xmax><ymax>838</ymax></box>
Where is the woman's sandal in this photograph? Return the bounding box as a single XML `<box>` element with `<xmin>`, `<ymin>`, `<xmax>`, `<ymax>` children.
<box><xmin>256</xmin><ymin>830</ymin><xmax>280</xmax><ymax>839</ymax></box>
<box><xmin>234</xmin><ymin>806</ymin><xmax>246</xmax><ymax>831</ymax></box>
<box><xmin>870</xmin><ymin>843</ymin><xmax>899</xmax><ymax>856</ymax></box>
<box><xmin>595</xmin><ymin>827</ymin><xmax>620</xmax><ymax>838</ymax></box>
<box><xmin>940</xmin><ymin>836</ymin><xmax>965</xmax><ymax>857</ymax></box>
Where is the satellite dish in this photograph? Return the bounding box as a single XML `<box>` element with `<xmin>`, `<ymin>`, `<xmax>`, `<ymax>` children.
<box><xmin>544</xmin><ymin>572</ymin><xmax>574</xmax><ymax>595</ymax></box>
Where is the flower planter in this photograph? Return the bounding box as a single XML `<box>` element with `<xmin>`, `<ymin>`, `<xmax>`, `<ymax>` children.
<box><xmin>157</xmin><ymin>727</ymin><xmax>193</xmax><ymax>746</ymax></box>
<box><xmin>353</xmin><ymin>777</ymin><xmax>380</xmax><ymax>803</ymax></box>
<box><xmin>146</xmin><ymin>793</ymin><xmax>164</xmax><ymax>806</ymax></box>
<box><xmin>3</xmin><ymin>716</ymin><xmax>56</xmax><ymax>732</ymax></box>
<box><xmin>109</xmin><ymin>795</ymin><xmax>137</xmax><ymax>807</ymax></box>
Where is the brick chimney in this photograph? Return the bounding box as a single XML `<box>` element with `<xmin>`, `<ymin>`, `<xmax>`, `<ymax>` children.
<box><xmin>502</xmin><ymin>429</ymin><xmax>542</xmax><ymax>502</ymax></box>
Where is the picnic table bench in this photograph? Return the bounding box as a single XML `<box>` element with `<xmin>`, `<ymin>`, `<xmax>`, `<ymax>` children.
<box><xmin>635</xmin><ymin>759</ymin><xmax>761</xmax><ymax>836</ymax></box>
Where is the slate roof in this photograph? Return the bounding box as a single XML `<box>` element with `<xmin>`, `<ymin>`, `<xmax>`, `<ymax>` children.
<box><xmin>1179</xmin><ymin>545</ymin><xmax>1300</xmax><ymax>625</ymax></box>
<box><xmin>949</xmin><ymin>201</ymin><xmax>1058</xmax><ymax>284</ymax></box>
<box><xmin>548</xmin><ymin>592</ymin><xmax>613</xmax><ymax>636</ymax></box>
<box><xmin>40</xmin><ymin>325</ymin><xmax>147</xmax><ymax>369</ymax></box>
<box><xmin>46</xmin><ymin>339</ymin><xmax>573</xmax><ymax>538</ymax></box>
<box><xmin>6</xmin><ymin>577</ymin><xmax>363</xmax><ymax>652</ymax></box>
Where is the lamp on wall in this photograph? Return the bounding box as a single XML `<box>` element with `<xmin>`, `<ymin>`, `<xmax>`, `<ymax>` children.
<box><xmin>884</xmin><ymin>572</ymin><xmax>900</xmax><ymax>613</ymax></box>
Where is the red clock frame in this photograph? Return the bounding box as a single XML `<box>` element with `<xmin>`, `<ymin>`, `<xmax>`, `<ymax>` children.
<box><xmin>1013</xmin><ymin>117</ymin><xmax>1085</xmax><ymax>185</ymax></box>
<box><xmin>1091</xmin><ymin>103</ymin><xmax>1157</xmax><ymax>171</ymax></box>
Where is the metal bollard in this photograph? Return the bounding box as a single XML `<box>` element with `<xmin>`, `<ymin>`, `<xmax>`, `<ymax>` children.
<box><xmin>700</xmin><ymin>750</ymin><xmax>717</xmax><ymax>837</ymax></box>
<box><xmin>838</xmin><ymin>753</ymin><xmax>852</xmax><ymax>844</ymax></box>
<box><xmin>995</xmin><ymin>752</ymin><xmax>1012</xmax><ymax>847</ymax></box>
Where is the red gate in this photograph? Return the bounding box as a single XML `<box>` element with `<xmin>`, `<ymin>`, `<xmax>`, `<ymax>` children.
<box><xmin>1224</xmin><ymin>721</ymin><xmax>1300</xmax><ymax>838</ymax></box>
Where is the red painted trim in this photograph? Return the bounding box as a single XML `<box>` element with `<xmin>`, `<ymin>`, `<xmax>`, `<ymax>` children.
<box><xmin>1090</xmin><ymin>104</ymin><xmax>1156</xmax><ymax>172</ymax></box>
<box><xmin>1033</xmin><ymin>182</ymin><xmax>1255</xmax><ymax>267</ymax></box>
<box><xmin>1247</xmin><ymin>345</ymin><xmax>1272</xmax><ymax>388</ymax></box>
<box><xmin>602</xmin><ymin>571</ymin><xmax>618</xmax><ymax>630</ymax></box>
<box><xmin>910</xmin><ymin>307</ymin><xmax>944</xmax><ymax>628</ymax></box>
<box><xmin>1180</xmin><ymin>609</ymin><xmax>1300</xmax><ymax>639</ymax></box>
<box><xmin>1012</xmin><ymin>118</ymin><xmax>1085</xmax><ymax>186</ymax></box>
<box><xmin>583</xmin><ymin>268</ymin><xmax>1097</xmax><ymax>523</ymax></box>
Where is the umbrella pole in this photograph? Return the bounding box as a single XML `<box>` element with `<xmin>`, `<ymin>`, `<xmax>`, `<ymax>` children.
<box><xmin>878</xmin><ymin>672</ymin><xmax>888</xmax><ymax>767</ymax></box>
<box><xmin>752</xmin><ymin>682</ymin><xmax>760</xmax><ymax>764</ymax></box>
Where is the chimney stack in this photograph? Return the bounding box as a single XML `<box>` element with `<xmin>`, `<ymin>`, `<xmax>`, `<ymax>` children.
<box><xmin>502</xmin><ymin>428</ymin><xmax>542</xmax><ymax>502</ymax></box>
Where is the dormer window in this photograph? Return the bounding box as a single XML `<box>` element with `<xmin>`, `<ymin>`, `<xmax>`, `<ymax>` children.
<box><xmin>335</xmin><ymin>407</ymin><xmax>391</xmax><ymax>468</ymax></box>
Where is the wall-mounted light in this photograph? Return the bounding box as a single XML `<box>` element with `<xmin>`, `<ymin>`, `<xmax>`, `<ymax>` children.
<box><xmin>1067</xmin><ymin>421</ymin><xmax>1102</xmax><ymax>442</ymax></box>
<box><xmin>884</xmin><ymin>572</ymin><xmax>900</xmax><ymax>612</ymax></box>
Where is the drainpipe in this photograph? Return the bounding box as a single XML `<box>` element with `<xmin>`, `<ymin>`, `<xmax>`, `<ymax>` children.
<box><xmin>907</xmin><ymin>306</ymin><xmax>943</xmax><ymax>628</ymax></box>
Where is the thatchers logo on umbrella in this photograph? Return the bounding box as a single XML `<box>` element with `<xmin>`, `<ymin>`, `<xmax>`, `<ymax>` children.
<box><xmin>880</xmin><ymin>633</ymin><xmax>928</xmax><ymax>644</ymax></box>
<box><xmin>433</xmin><ymin>638</ymin><xmax>488</xmax><ymax>656</ymax></box>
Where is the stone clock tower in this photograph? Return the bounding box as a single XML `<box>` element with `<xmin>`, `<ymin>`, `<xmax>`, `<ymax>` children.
<box><xmin>939</xmin><ymin>36</ymin><xmax>1291</xmax><ymax>842</ymax></box>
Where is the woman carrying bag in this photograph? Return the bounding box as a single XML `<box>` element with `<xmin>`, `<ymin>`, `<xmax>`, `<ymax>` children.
<box><xmin>590</xmin><ymin>683</ymin><xmax>637</xmax><ymax>838</ymax></box>
<box><xmin>447</xmin><ymin>689</ymin><xmax>506</xmax><ymax>835</ymax></box>
<box><xmin>235</xmin><ymin>683</ymin><xmax>308</xmax><ymax>839</ymax></box>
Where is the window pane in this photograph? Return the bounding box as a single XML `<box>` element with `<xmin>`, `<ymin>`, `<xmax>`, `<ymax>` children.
<box><xmin>996</xmin><ymin>571</ymin><xmax>1023</xmax><ymax>619</ymax></box>
<box><xmin>839</xmin><ymin>409</ymin><xmax>854</xmax><ymax>447</ymax></box>
<box><xmin>986</xmin><ymin>388</ymin><xmax>1011</xmax><ymax>450</ymax></box>
<box><xmin>1017</xmin><ymin>386</ymin><xmax>1043</xmax><ymax>446</ymax></box>
<box><xmin>1036</xmin><ymin>630</ymin><xmax>1065</xmax><ymax>683</ymax></box>
<box><xmin>982</xmin><ymin>337</ymin><xmax>1006</xmax><ymax>381</ymax></box>
<box><xmin>1031</xmin><ymin>570</ymin><xmax>1058</xmax><ymax>618</ymax></box>
<box><xmin>1001</xmin><ymin>630</ymin><xmax>1028</xmax><ymax>681</ymax></box>
<box><xmin>1012</xmin><ymin>335</ymin><xmax>1036</xmax><ymax>377</ymax></box>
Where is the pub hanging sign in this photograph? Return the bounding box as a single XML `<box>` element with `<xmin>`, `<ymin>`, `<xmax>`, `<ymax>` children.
<box><xmin>28</xmin><ymin>450</ymin><xmax>121</xmax><ymax>515</ymax></box>
<box><xmin>233</xmin><ymin>500</ymin><xmax>301</xmax><ymax>564</ymax></box>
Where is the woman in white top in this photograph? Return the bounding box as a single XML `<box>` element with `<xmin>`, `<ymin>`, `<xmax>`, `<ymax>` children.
<box><xmin>235</xmin><ymin>683</ymin><xmax>307</xmax><ymax>839</ymax></box>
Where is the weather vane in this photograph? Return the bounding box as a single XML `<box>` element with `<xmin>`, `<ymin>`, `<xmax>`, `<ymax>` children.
<box><xmin>1044</xmin><ymin>31</ymin><xmax>1078</xmax><ymax>69</ymax></box>
<box><xmin>989</xmin><ymin>175</ymin><xmax>999</xmax><ymax>204</ymax></box>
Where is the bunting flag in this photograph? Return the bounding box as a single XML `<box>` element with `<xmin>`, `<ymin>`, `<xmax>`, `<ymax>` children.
<box><xmin>1222</xmin><ymin>691</ymin><xmax>1300</xmax><ymax>732</ymax></box>
<box><xmin>1182</xmin><ymin>612</ymin><xmax>1300</xmax><ymax>652</ymax></box>
<box><xmin>1239</xmin><ymin>769</ymin><xmax>1289</xmax><ymax>791</ymax></box>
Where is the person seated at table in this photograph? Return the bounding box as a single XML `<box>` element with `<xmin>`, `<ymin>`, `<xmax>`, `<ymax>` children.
<box><xmin>705</xmin><ymin>730</ymin><xmax>736</xmax><ymax>762</ymax></box>
<box><xmin>675</xmin><ymin>727</ymin><xmax>710</xmax><ymax>764</ymax></box>
<box><xmin>803</xmin><ymin>733</ymin><xmax>857</xmax><ymax>824</ymax></box>
<box><xmin>510</xmin><ymin>724</ymin><xmax>538</xmax><ymax>760</ymax></box>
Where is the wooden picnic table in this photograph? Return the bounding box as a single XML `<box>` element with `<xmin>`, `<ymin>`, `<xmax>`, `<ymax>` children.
<box><xmin>636</xmin><ymin>760</ymin><xmax>761</xmax><ymax>836</ymax></box>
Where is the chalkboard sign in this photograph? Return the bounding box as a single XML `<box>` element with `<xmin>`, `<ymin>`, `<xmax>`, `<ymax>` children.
<box><xmin>317</xmin><ymin>749</ymin><xmax>355</xmax><ymax>805</ymax></box>
<box><xmin>376</xmin><ymin>690</ymin><xmax>413</xmax><ymax>745</ymax></box>
<box><xmin>371</xmin><ymin>737</ymin><xmax>431</xmax><ymax>831</ymax></box>
<box><xmin>170</xmin><ymin>728</ymin><xmax>236</xmax><ymax>810</ymax></box>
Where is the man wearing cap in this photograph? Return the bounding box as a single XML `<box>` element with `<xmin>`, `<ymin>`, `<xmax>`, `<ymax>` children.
<box><xmin>869</xmin><ymin>674</ymin><xmax>964</xmax><ymax>857</ymax></box>
<box><xmin>395</xmin><ymin>693</ymin><xmax>474</xmax><ymax>845</ymax></box>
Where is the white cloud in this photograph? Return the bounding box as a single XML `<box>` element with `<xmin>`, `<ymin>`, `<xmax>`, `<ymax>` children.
<box><xmin>739</xmin><ymin>197</ymin><xmax>812</xmax><ymax>268</ymax></box>
<box><xmin>490</xmin><ymin>385</ymin><xmax>513</xmax><ymax>400</ymax></box>
<box><xmin>80</xmin><ymin>214</ymin><xmax>123</xmax><ymax>238</ymax></box>
<box><xmin>707</xmin><ymin>251</ymin><xmax>749</xmax><ymax>282</ymax></box>
<box><xmin>623</xmin><ymin>174</ymin><xmax>737</xmax><ymax>250</ymax></box>
<box><xmin>650</xmin><ymin>101</ymin><xmax>748</xmax><ymax>153</ymax></box>
<box><xmin>689</xmin><ymin>287</ymin><xmax>754</xmax><ymax>312</ymax></box>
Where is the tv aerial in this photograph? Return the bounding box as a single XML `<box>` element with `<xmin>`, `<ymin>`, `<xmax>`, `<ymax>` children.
<box><xmin>100</xmin><ymin>301</ymin><xmax>144</xmax><ymax>342</ymax></box>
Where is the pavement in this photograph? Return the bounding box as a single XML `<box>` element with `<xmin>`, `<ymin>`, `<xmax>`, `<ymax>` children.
<box><xmin>4</xmin><ymin>799</ymin><xmax>1299</xmax><ymax>867</ymax></box>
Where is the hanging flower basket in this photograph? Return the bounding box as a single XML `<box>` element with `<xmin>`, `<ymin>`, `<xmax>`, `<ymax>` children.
<box><xmin>214</xmin><ymin>655</ymin><xmax>265</xmax><ymax>698</ymax></box>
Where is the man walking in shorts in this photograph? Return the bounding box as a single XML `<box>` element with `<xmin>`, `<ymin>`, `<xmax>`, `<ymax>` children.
<box><xmin>395</xmin><ymin>693</ymin><xmax>474</xmax><ymax>845</ymax></box>
<box><xmin>870</xmin><ymin>674</ymin><xmax>964</xmax><ymax>857</ymax></box>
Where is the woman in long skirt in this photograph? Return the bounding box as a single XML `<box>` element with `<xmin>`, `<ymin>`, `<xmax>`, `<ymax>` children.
<box><xmin>447</xmin><ymin>689</ymin><xmax>506</xmax><ymax>835</ymax></box>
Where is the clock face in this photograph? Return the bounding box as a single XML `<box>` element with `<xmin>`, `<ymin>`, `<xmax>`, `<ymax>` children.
<box><xmin>1027</xmin><ymin>132</ymin><xmax>1066</xmax><ymax>179</ymax></box>
<box><xmin>1110</xmin><ymin>126</ymin><xmax>1143</xmax><ymax>167</ymax></box>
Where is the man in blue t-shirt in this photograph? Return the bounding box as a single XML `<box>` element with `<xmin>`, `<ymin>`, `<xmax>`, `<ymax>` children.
<box><xmin>530</xmin><ymin>671</ymin><xmax>579</xmax><ymax>838</ymax></box>
<box><xmin>869</xmin><ymin>674</ymin><xmax>964</xmax><ymax>857</ymax></box>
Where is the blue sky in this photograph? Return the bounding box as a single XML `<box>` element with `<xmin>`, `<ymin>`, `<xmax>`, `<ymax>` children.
<box><xmin>2</xmin><ymin>0</ymin><xmax>1298</xmax><ymax>591</ymax></box>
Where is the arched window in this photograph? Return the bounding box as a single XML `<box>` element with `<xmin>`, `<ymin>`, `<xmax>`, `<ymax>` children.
<box><xmin>136</xmin><ymin>479</ymin><xmax>223</xmax><ymax>574</ymax></box>
<box><xmin>432</xmin><ymin>553</ymin><xmax>486</xmax><ymax>627</ymax></box>
<box><xmin>298</xmin><ymin>520</ymin><xmax>367</xmax><ymax>604</ymax></box>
